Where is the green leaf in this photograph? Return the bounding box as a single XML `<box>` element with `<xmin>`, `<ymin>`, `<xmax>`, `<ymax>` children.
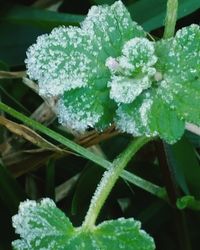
<box><xmin>1</xmin><ymin>5</ymin><xmax>84</xmax><ymax>29</ymax></box>
<box><xmin>155</xmin><ymin>25</ymin><xmax>200</xmax><ymax>126</ymax></box>
<box><xmin>116</xmin><ymin>93</ymin><xmax>150</xmax><ymax>138</ymax></box>
<box><xmin>165</xmin><ymin>137</ymin><xmax>200</xmax><ymax>198</ymax></box>
<box><xmin>59</xmin><ymin>87</ymin><xmax>116</xmax><ymax>132</ymax></box>
<box><xmin>12</xmin><ymin>199</ymin><xmax>74</xmax><ymax>249</ymax></box>
<box><xmin>147</xmin><ymin>94</ymin><xmax>185</xmax><ymax>144</ymax></box>
<box><xmin>59</xmin><ymin>87</ymin><xmax>104</xmax><ymax>132</ymax></box>
<box><xmin>12</xmin><ymin>198</ymin><xmax>155</xmax><ymax>250</ymax></box>
<box><xmin>116</xmin><ymin>91</ymin><xmax>185</xmax><ymax>144</ymax></box>
<box><xmin>128</xmin><ymin>0</ymin><xmax>200</xmax><ymax>32</ymax></box>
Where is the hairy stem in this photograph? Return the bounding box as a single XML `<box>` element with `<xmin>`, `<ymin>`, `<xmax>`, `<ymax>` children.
<box><xmin>82</xmin><ymin>136</ymin><xmax>152</xmax><ymax>230</ymax></box>
<box><xmin>0</xmin><ymin>101</ymin><xmax>167</xmax><ymax>201</ymax></box>
<box><xmin>164</xmin><ymin>0</ymin><xmax>178</xmax><ymax>38</ymax></box>
<box><xmin>1</xmin><ymin>103</ymin><xmax>199</xmax><ymax>211</ymax></box>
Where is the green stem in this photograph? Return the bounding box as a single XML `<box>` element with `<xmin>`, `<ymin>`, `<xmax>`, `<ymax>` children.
<box><xmin>82</xmin><ymin>136</ymin><xmax>151</xmax><ymax>230</ymax></box>
<box><xmin>164</xmin><ymin>0</ymin><xmax>178</xmax><ymax>38</ymax></box>
<box><xmin>0</xmin><ymin>101</ymin><xmax>166</xmax><ymax>201</ymax></box>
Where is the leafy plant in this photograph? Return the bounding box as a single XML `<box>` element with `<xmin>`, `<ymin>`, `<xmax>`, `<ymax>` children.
<box><xmin>25</xmin><ymin>1</ymin><xmax>200</xmax><ymax>144</ymax></box>
<box><xmin>0</xmin><ymin>0</ymin><xmax>199</xmax><ymax>249</ymax></box>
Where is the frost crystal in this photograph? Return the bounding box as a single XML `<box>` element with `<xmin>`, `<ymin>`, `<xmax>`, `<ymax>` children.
<box><xmin>116</xmin><ymin>105</ymin><xmax>143</xmax><ymax>136</ymax></box>
<box><xmin>119</xmin><ymin>38</ymin><xmax>157</xmax><ymax>76</ymax></box>
<box><xmin>108</xmin><ymin>75</ymin><xmax>151</xmax><ymax>104</ymax></box>
<box><xmin>139</xmin><ymin>98</ymin><xmax>153</xmax><ymax>127</ymax></box>
<box><xmin>57</xmin><ymin>98</ymin><xmax>102</xmax><ymax>133</ymax></box>
<box><xmin>26</xmin><ymin>27</ymin><xmax>91</xmax><ymax>97</ymax></box>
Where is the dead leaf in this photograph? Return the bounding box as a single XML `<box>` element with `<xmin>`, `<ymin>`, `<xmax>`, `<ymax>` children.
<box><xmin>0</xmin><ymin>71</ymin><xmax>26</xmax><ymax>79</ymax></box>
<box><xmin>0</xmin><ymin>116</ymin><xmax>63</xmax><ymax>152</ymax></box>
<box><xmin>76</xmin><ymin>124</ymin><xmax>120</xmax><ymax>147</ymax></box>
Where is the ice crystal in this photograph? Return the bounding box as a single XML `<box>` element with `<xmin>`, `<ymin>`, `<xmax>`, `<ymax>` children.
<box><xmin>108</xmin><ymin>75</ymin><xmax>151</xmax><ymax>104</ymax></box>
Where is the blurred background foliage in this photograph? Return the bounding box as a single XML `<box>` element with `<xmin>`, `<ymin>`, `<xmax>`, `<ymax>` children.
<box><xmin>0</xmin><ymin>0</ymin><xmax>200</xmax><ymax>249</ymax></box>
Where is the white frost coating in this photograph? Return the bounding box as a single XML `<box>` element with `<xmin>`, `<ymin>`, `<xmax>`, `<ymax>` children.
<box><xmin>120</xmin><ymin>37</ymin><xmax>157</xmax><ymax>75</ymax></box>
<box><xmin>106</xmin><ymin>38</ymin><xmax>157</xmax><ymax>77</ymax></box>
<box><xmin>81</xmin><ymin>1</ymin><xmax>144</xmax><ymax>49</ymax></box>
<box><xmin>26</xmin><ymin>27</ymin><xmax>94</xmax><ymax>97</ymax></box>
<box><xmin>175</xmin><ymin>24</ymin><xmax>199</xmax><ymax>40</ymax></box>
<box><xmin>12</xmin><ymin>198</ymin><xmax>57</xmax><ymax>237</ymax></box>
<box><xmin>108</xmin><ymin>75</ymin><xmax>151</xmax><ymax>103</ymax></box>
<box><xmin>139</xmin><ymin>98</ymin><xmax>153</xmax><ymax>127</ymax></box>
<box><xmin>96</xmin><ymin>217</ymin><xmax>155</xmax><ymax>249</ymax></box>
<box><xmin>116</xmin><ymin>106</ymin><xmax>142</xmax><ymax>136</ymax></box>
<box><xmin>106</xmin><ymin>37</ymin><xmax>157</xmax><ymax>104</ymax></box>
<box><xmin>81</xmin><ymin>1</ymin><xmax>121</xmax><ymax>51</ymax></box>
<box><xmin>12</xmin><ymin>198</ymin><xmax>71</xmax><ymax>250</ymax></box>
<box><xmin>12</xmin><ymin>239</ymin><xmax>29</xmax><ymax>250</ymax></box>
<box><xmin>57</xmin><ymin>99</ymin><xmax>102</xmax><ymax>133</ymax></box>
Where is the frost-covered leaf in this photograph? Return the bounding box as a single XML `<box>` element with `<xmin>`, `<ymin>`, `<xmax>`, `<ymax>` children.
<box><xmin>108</xmin><ymin>75</ymin><xmax>152</xmax><ymax>104</ymax></box>
<box><xmin>82</xmin><ymin>1</ymin><xmax>145</xmax><ymax>56</ymax></box>
<box><xmin>116</xmin><ymin>94</ymin><xmax>149</xmax><ymax>137</ymax></box>
<box><xmin>93</xmin><ymin>218</ymin><xmax>155</xmax><ymax>250</ymax></box>
<box><xmin>117</xmin><ymin>38</ymin><xmax>157</xmax><ymax>77</ymax></box>
<box><xmin>26</xmin><ymin>0</ymin><xmax>145</xmax><ymax>132</ymax></box>
<box><xmin>26</xmin><ymin>27</ymin><xmax>91</xmax><ymax>97</ymax></box>
<box><xmin>158</xmin><ymin>79</ymin><xmax>200</xmax><ymax>125</ymax></box>
<box><xmin>116</xmin><ymin>91</ymin><xmax>185</xmax><ymax>144</ymax></box>
<box><xmin>12</xmin><ymin>198</ymin><xmax>74</xmax><ymax>250</ymax></box>
<box><xmin>155</xmin><ymin>24</ymin><xmax>200</xmax><ymax>125</ymax></box>
<box><xmin>106</xmin><ymin>38</ymin><xmax>157</xmax><ymax>104</ymax></box>
<box><xmin>115</xmin><ymin>24</ymin><xmax>200</xmax><ymax>143</ymax></box>
<box><xmin>147</xmin><ymin>93</ymin><xmax>185</xmax><ymax>143</ymax></box>
<box><xmin>156</xmin><ymin>25</ymin><xmax>200</xmax><ymax>81</ymax></box>
<box><xmin>12</xmin><ymin>199</ymin><xmax>155</xmax><ymax>250</ymax></box>
<box><xmin>57</xmin><ymin>87</ymin><xmax>116</xmax><ymax>132</ymax></box>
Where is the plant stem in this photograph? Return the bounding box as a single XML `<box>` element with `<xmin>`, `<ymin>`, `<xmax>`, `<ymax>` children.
<box><xmin>82</xmin><ymin>136</ymin><xmax>152</xmax><ymax>230</ymax></box>
<box><xmin>1</xmin><ymin>102</ymin><xmax>199</xmax><ymax>211</ymax></box>
<box><xmin>0</xmin><ymin>101</ymin><xmax>167</xmax><ymax>201</ymax></box>
<box><xmin>164</xmin><ymin>0</ymin><xmax>178</xmax><ymax>38</ymax></box>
